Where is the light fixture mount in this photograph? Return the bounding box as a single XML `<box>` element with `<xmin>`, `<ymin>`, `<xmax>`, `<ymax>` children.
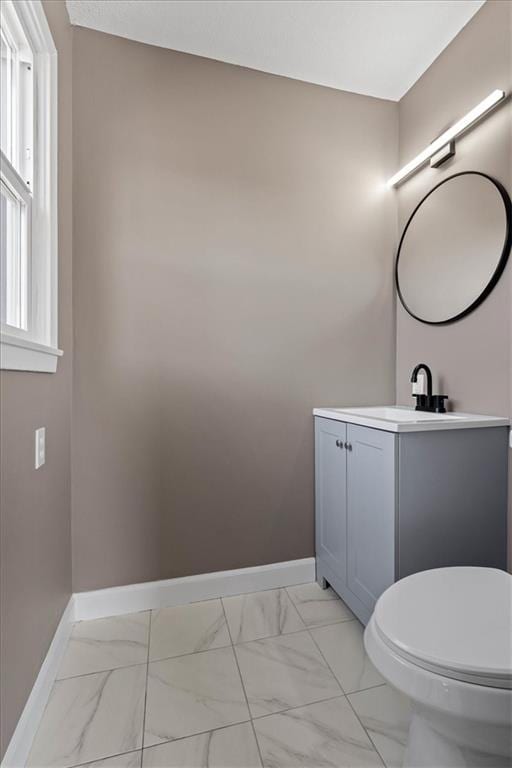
<box><xmin>430</xmin><ymin>141</ymin><xmax>455</xmax><ymax>168</ymax></box>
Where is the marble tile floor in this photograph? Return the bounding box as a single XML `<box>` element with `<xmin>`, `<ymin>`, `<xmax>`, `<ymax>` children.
<box><xmin>27</xmin><ymin>583</ymin><xmax>412</xmax><ymax>768</ymax></box>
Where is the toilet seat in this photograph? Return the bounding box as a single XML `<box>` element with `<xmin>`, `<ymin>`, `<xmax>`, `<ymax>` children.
<box><xmin>373</xmin><ymin>567</ymin><xmax>512</xmax><ymax>690</ymax></box>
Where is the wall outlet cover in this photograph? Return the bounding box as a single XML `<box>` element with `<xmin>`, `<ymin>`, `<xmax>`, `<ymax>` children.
<box><xmin>35</xmin><ymin>427</ymin><xmax>46</xmax><ymax>469</ymax></box>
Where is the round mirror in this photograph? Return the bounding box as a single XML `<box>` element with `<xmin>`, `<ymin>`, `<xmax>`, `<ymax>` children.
<box><xmin>396</xmin><ymin>172</ymin><xmax>511</xmax><ymax>324</ymax></box>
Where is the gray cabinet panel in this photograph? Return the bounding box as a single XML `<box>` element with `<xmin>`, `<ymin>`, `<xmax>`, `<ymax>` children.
<box><xmin>315</xmin><ymin>418</ymin><xmax>347</xmax><ymax>584</ymax></box>
<box><xmin>397</xmin><ymin>427</ymin><xmax>508</xmax><ymax>577</ymax></box>
<box><xmin>346</xmin><ymin>425</ymin><xmax>396</xmax><ymax>612</ymax></box>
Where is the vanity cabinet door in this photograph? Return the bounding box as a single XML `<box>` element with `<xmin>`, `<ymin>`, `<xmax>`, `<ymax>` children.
<box><xmin>315</xmin><ymin>418</ymin><xmax>348</xmax><ymax>584</ymax></box>
<box><xmin>346</xmin><ymin>424</ymin><xmax>396</xmax><ymax>612</ymax></box>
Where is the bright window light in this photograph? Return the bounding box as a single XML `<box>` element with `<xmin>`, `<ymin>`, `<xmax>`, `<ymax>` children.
<box><xmin>0</xmin><ymin>6</ymin><xmax>33</xmax><ymax>190</ymax></box>
<box><xmin>0</xmin><ymin>178</ymin><xmax>29</xmax><ymax>329</ymax></box>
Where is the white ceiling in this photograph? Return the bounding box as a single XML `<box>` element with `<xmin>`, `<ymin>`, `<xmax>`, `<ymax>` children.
<box><xmin>65</xmin><ymin>0</ymin><xmax>485</xmax><ymax>102</ymax></box>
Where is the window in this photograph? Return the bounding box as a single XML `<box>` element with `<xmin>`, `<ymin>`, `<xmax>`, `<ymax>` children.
<box><xmin>0</xmin><ymin>0</ymin><xmax>60</xmax><ymax>372</ymax></box>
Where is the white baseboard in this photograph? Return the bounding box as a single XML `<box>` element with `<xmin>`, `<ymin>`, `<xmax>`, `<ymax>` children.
<box><xmin>74</xmin><ymin>557</ymin><xmax>316</xmax><ymax>621</ymax></box>
<box><xmin>2</xmin><ymin>596</ymin><xmax>75</xmax><ymax>768</ymax></box>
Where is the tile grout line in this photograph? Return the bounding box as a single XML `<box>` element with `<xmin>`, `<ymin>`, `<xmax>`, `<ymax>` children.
<box><xmin>303</xmin><ymin>627</ymin><xmax>345</xmax><ymax>697</ymax></box>
<box><xmin>250</xmin><ymin>692</ymin><xmax>347</xmax><ymax>722</ymax></box>
<box><xmin>147</xmin><ymin>640</ymin><xmax>234</xmax><ymax>665</ymax></box>
<box><xmin>70</xmin><ymin>749</ymin><xmax>141</xmax><ymax>768</ymax></box>
<box><xmin>308</xmin><ymin>615</ymin><xmax>391</xmax><ymax>766</ymax></box>
<box><xmin>346</xmin><ymin>681</ymin><xmax>387</xmax><ymax>695</ymax></box>
<box><xmin>220</xmin><ymin>596</ymin><xmax>265</xmax><ymax>768</ymax></box>
<box><xmin>140</xmin><ymin>610</ymin><xmax>152</xmax><ymax>760</ymax></box>
<box><xmin>346</xmin><ymin>684</ymin><xmax>397</xmax><ymax>768</ymax></box>
<box><xmin>246</xmin><ymin>681</ymin><xmax>387</xmax><ymax>720</ymax></box>
<box><xmin>226</xmin><ymin>619</ymin><xmax>357</xmax><ymax>651</ymax></box>
<box><xmin>306</xmin><ymin>624</ymin><xmax>387</xmax><ymax>765</ymax></box>
<box><xmin>56</xmin><ymin>660</ymin><xmax>149</xmax><ymax>683</ymax></box>
<box><xmin>343</xmin><ymin>690</ymin><xmax>388</xmax><ymax>767</ymax></box>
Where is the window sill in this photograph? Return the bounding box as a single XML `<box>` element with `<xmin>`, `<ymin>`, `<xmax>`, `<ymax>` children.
<box><xmin>0</xmin><ymin>332</ymin><xmax>63</xmax><ymax>373</ymax></box>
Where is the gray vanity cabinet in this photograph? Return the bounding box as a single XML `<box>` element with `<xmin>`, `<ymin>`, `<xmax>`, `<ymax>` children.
<box><xmin>315</xmin><ymin>416</ymin><xmax>508</xmax><ymax>626</ymax></box>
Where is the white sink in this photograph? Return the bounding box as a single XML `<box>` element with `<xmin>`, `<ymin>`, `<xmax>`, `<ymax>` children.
<box><xmin>338</xmin><ymin>406</ymin><xmax>465</xmax><ymax>423</ymax></box>
<box><xmin>313</xmin><ymin>405</ymin><xmax>509</xmax><ymax>433</ymax></box>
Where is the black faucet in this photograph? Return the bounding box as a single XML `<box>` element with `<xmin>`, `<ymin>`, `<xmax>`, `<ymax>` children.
<box><xmin>410</xmin><ymin>363</ymin><xmax>448</xmax><ymax>413</ymax></box>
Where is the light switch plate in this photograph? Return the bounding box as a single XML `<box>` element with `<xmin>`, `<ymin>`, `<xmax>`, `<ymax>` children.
<box><xmin>35</xmin><ymin>427</ymin><xmax>46</xmax><ymax>469</ymax></box>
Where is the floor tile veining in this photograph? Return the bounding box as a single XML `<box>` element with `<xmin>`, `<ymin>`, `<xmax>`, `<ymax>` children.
<box><xmin>253</xmin><ymin>697</ymin><xmax>384</xmax><ymax>767</ymax></box>
<box><xmin>286</xmin><ymin>583</ymin><xmax>355</xmax><ymax>628</ymax></box>
<box><xmin>144</xmin><ymin>646</ymin><xmax>250</xmax><ymax>746</ymax></box>
<box><xmin>58</xmin><ymin>612</ymin><xmax>151</xmax><ymax>680</ymax></box>
<box><xmin>234</xmin><ymin>631</ymin><xmax>342</xmax><ymax>718</ymax></box>
<box><xmin>149</xmin><ymin>600</ymin><xmax>231</xmax><ymax>661</ymax></box>
<box><xmin>348</xmin><ymin>685</ymin><xmax>413</xmax><ymax>768</ymax></box>
<box><xmin>311</xmin><ymin>620</ymin><xmax>385</xmax><ymax>693</ymax></box>
<box><xmin>27</xmin><ymin>583</ymin><xmax>411</xmax><ymax>768</ymax></box>
<box><xmin>27</xmin><ymin>665</ymin><xmax>146</xmax><ymax>767</ymax></box>
<box><xmin>142</xmin><ymin>722</ymin><xmax>262</xmax><ymax>768</ymax></box>
<box><xmin>223</xmin><ymin>588</ymin><xmax>305</xmax><ymax>643</ymax></box>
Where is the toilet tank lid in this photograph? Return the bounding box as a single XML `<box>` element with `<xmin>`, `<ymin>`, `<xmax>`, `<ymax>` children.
<box><xmin>374</xmin><ymin>567</ymin><xmax>512</xmax><ymax>683</ymax></box>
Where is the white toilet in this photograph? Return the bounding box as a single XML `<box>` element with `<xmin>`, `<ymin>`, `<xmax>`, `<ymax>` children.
<box><xmin>364</xmin><ymin>567</ymin><xmax>512</xmax><ymax>767</ymax></box>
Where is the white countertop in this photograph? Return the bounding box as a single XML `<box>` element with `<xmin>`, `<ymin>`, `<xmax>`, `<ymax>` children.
<box><xmin>313</xmin><ymin>405</ymin><xmax>509</xmax><ymax>433</ymax></box>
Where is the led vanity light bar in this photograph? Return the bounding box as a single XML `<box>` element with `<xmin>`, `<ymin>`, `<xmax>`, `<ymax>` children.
<box><xmin>387</xmin><ymin>89</ymin><xmax>506</xmax><ymax>187</ymax></box>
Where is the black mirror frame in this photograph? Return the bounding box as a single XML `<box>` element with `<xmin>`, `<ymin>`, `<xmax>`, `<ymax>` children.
<box><xmin>395</xmin><ymin>171</ymin><xmax>512</xmax><ymax>325</ymax></box>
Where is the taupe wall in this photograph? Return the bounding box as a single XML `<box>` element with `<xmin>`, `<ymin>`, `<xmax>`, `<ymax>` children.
<box><xmin>0</xmin><ymin>2</ymin><xmax>73</xmax><ymax>756</ymax></box>
<box><xmin>395</xmin><ymin>0</ymin><xmax>512</xmax><ymax>561</ymax></box>
<box><xmin>72</xmin><ymin>28</ymin><xmax>398</xmax><ymax>591</ymax></box>
<box><xmin>396</xmin><ymin>0</ymin><xmax>511</xmax><ymax>411</ymax></box>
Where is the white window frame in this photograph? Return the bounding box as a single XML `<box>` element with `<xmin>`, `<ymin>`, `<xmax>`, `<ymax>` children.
<box><xmin>0</xmin><ymin>0</ymin><xmax>61</xmax><ymax>373</ymax></box>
